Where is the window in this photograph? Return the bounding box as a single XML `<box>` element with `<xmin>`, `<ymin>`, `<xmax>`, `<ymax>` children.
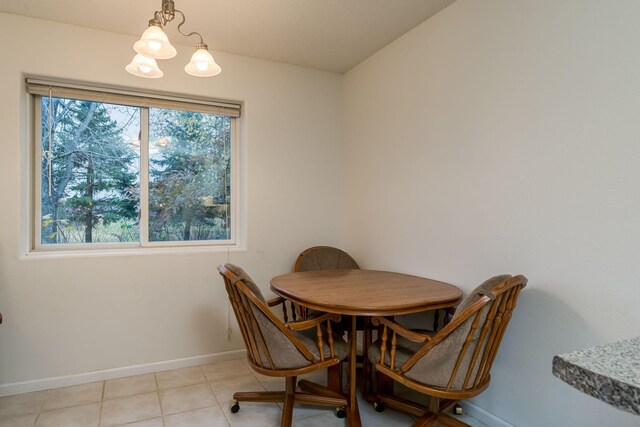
<box><xmin>28</xmin><ymin>79</ymin><xmax>240</xmax><ymax>251</ymax></box>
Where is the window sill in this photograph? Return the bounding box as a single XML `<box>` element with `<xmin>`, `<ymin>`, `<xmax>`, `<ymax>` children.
<box><xmin>21</xmin><ymin>244</ymin><xmax>246</xmax><ymax>260</ymax></box>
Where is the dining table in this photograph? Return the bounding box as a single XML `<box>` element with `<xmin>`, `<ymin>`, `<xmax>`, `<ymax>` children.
<box><xmin>270</xmin><ymin>269</ymin><xmax>462</xmax><ymax>427</ymax></box>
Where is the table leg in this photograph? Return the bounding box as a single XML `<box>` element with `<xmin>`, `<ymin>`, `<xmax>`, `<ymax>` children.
<box><xmin>346</xmin><ymin>315</ymin><xmax>362</xmax><ymax>427</ymax></box>
<box><xmin>361</xmin><ymin>317</ymin><xmax>373</xmax><ymax>398</ymax></box>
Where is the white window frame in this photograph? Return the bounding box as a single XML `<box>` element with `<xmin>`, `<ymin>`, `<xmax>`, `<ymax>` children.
<box><xmin>31</xmin><ymin>85</ymin><xmax>240</xmax><ymax>252</ymax></box>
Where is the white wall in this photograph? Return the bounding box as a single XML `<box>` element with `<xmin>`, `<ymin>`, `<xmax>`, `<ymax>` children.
<box><xmin>343</xmin><ymin>0</ymin><xmax>640</xmax><ymax>426</ymax></box>
<box><xmin>0</xmin><ymin>13</ymin><xmax>344</xmax><ymax>386</ymax></box>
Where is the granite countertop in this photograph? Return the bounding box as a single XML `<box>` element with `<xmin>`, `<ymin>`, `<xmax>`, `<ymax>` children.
<box><xmin>552</xmin><ymin>336</ymin><xmax>640</xmax><ymax>415</ymax></box>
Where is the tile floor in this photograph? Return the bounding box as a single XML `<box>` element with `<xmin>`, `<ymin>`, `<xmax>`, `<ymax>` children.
<box><xmin>0</xmin><ymin>358</ymin><xmax>487</xmax><ymax>427</ymax></box>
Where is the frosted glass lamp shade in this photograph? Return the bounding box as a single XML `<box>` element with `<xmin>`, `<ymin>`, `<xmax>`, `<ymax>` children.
<box><xmin>184</xmin><ymin>48</ymin><xmax>221</xmax><ymax>77</ymax></box>
<box><xmin>126</xmin><ymin>54</ymin><xmax>163</xmax><ymax>78</ymax></box>
<box><xmin>133</xmin><ymin>25</ymin><xmax>177</xmax><ymax>59</ymax></box>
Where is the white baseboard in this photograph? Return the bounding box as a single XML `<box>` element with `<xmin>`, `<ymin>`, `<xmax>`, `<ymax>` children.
<box><xmin>461</xmin><ymin>401</ymin><xmax>514</xmax><ymax>427</ymax></box>
<box><xmin>0</xmin><ymin>349</ymin><xmax>246</xmax><ymax>397</ymax></box>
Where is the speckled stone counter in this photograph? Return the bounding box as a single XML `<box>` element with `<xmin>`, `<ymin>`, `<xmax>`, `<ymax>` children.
<box><xmin>552</xmin><ymin>336</ymin><xmax>640</xmax><ymax>415</ymax></box>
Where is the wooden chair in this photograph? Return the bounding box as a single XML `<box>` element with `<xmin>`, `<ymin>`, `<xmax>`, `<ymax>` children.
<box><xmin>294</xmin><ymin>246</ymin><xmax>360</xmax><ymax>273</ymax></box>
<box><xmin>368</xmin><ymin>274</ymin><xmax>527</xmax><ymax>427</ymax></box>
<box><xmin>292</xmin><ymin>246</ymin><xmax>360</xmax><ymax>321</ymax></box>
<box><xmin>218</xmin><ymin>264</ymin><xmax>349</xmax><ymax>427</ymax></box>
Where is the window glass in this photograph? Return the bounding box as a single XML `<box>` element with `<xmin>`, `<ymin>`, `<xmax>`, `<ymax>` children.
<box><xmin>40</xmin><ymin>97</ymin><xmax>140</xmax><ymax>244</ymax></box>
<box><xmin>148</xmin><ymin>108</ymin><xmax>232</xmax><ymax>242</ymax></box>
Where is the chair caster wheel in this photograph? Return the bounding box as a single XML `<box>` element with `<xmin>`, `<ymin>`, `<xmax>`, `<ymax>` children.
<box><xmin>454</xmin><ymin>404</ymin><xmax>463</xmax><ymax>415</ymax></box>
<box><xmin>230</xmin><ymin>401</ymin><xmax>240</xmax><ymax>413</ymax></box>
<box><xmin>373</xmin><ymin>401</ymin><xmax>385</xmax><ymax>412</ymax></box>
<box><xmin>334</xmin><ymin>407</ymin><xmax>346</xmax><ymax>418</ymax></box>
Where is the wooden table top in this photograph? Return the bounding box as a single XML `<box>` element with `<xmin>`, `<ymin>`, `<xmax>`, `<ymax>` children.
<box><xmin>270</xmin><ymin>269</ymin><xmax>462</xmax><ymax>316</ymax></box>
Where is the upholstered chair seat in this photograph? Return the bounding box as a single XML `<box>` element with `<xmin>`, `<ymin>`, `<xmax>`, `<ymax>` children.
<box><xmin>295</xmin><ymin>328</ymin><xmax>350</xmax><ymax>361</ymax></box>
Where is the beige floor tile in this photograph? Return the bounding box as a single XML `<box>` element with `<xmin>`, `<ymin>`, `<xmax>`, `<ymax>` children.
<box><xmin>201</xmin><ymin>359</ymin><xmax>252</xmax><ymax>382</ymax></box>
<box><xmin>221</xmin><ymin>401</ymin><xmax>282</xmax><ymax>427</ymax></box>
<box><xmin>358</xmin><ymin>397</ymin><xmax>416</xmax><ymax>427</ymax></box>
<box><xmin>35</xmin><ymin>402</ymin><xmax>100</xmax><ymax>427</ymax></box>
<box><xmin>293</xmin><ymin>412</ymin><xmax>346</xmax><ymax>427</ymax></box>
<box><xmin>249</xmin><ymin>371</ymin><xmax>272</xmax><ymax>383</ymax></box>
<box><xmin>0</xmin><ymin>391</ymin><xmax>46</xmax><ymax>418</ymax></box>
<box><xmin>160</xmin><ymin>383</ymin><xmax>216</xmax><ymax>415</ymax></box>
<box><xmin>450</xmin><ymin>411</ymin><xmax>488</xmax><ymax>427</ymax></box>
<box><xmin>156</xmin><ymin>367</ymin><xmax>205</xmax><ymax>390</ymax></box>
<box><xmin>104</xmin><ymin>374</ymin><xmax>157</xmax><ymax>400</ymax></box>
<box><xmin>100</xmin><ymin>392</ymin><xmax>161</xmax><ymax>427</ymax></box>
<box><xmin>254</xmin><ymin>376</ymin><xmax>283</xmax><ymax>392</ymax></box>
<box><xmin>115</xmin><ymin>417</ymin><xmax>164</xmax><ymax>427</ymax></box>
<box><xmin>209</xmin><ymin>375</ymin><xmax>266</xmax><ymax>407</ymax></box>
<box><xmin>0</xmin><ymin>413</ymin><xmax>37</xmax><ymax>427</ymax></box>
<box><xmin>299</xmin><ymin>370</ymin><xmax>328</xmax><ymax>387</ymax></box>
<box><xmin>256</xmin><ymin>373</ymin><xmax>332</xmax><ymax>420</ymax></box>
<box><xmin>41</xmin><ymin>381</ymin><xmax>103</xmax><ymax>411</ymax></box>
<box><xmin>165</xmin><ymin>406</ymin><xmax>229</xmax><ymax>427</ymax></box>
<box><xmin>292</xmin><ymin>403</ymin><xmax>335</xmax><ymax>420</ymax></box>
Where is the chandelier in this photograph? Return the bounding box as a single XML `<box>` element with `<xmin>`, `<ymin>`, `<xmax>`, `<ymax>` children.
<box><xmin>126</xmin><ymin>0</ymin><xmax>221</xmax><ymax>78</ymax></box>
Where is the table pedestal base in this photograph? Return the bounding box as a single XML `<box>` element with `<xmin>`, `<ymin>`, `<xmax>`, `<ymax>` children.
<box><xmin>346</xmin><ymin>315</ymin><xmax>362</xmax><ymax>427</ymax></box>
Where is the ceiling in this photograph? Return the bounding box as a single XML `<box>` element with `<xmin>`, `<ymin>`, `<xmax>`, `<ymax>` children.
<box><xmin>0</xmin><ymin>0</ymin><xmax>456</xmax><ymax>73</ymax></box>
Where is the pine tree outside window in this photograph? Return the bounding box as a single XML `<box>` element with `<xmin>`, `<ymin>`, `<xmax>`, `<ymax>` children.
<box><xmin>29</xmin><ymin>79</ymin><xmax>239</xmax><ymax>251</ymax></box>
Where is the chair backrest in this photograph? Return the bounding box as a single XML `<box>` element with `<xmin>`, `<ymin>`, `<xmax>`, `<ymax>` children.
<box><xmin>294</xmin><ymin>246</ymin><xmax>359</xmax><ymax>272</ymax></box>
<box><xmin>402</xmin><ymin>275</ymin><xmax>527</xmax><ymax>393</ymax></box>
<box><xmin>218</xmin><ymin>263</ymin><xmax>316</xmax><ymax>371</ymax></box>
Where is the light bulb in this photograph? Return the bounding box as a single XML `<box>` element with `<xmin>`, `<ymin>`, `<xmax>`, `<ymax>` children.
<box><xmin>148</xmin><ymin>40</ymin><xmax>162</xmax><ymax>51</ymax></box>
<box><xmin>126</xmin><ymin>54</ymin><xmax>163</xmax><ymax>78</ymax></box>
<box><xmin>133</xmin><ymin>24</ymin><xmax>176</xmax><ymax>59</ymax></box>
<box><xmin>184</xmin><ymin>45</ymin><xmax>221</xmax><ymax>77</ymax></box>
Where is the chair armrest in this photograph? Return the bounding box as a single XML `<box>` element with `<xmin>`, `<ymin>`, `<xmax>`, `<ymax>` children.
<box><xmin>285</xmin><ymin>313</ymin><xmax>342</xmax><ymax>331</ymax></box>
<box><xmin>371</xmin><ymin>316</ymin><xmax>431</xmax><ymax>343</ymax></box>
<box><xmin>266</xmin><ymin>296</ymin><xmax>286</xmax><ymax>307</ymax></box>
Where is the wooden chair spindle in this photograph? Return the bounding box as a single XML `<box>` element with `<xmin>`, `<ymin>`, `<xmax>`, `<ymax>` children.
<box><xmin>316</xmin><ymin>325</ymin><xmax>325</xmax><ymax>361</ymax></box>
<box><xmin>390</xmin><ymin>332</ymin><xmax>397</xmax><ymax>370</ymax></box>
<box><xmin>380</xmin><ymin>325</ymin><xmax>388</xmax><ymax>366</ymax></box>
